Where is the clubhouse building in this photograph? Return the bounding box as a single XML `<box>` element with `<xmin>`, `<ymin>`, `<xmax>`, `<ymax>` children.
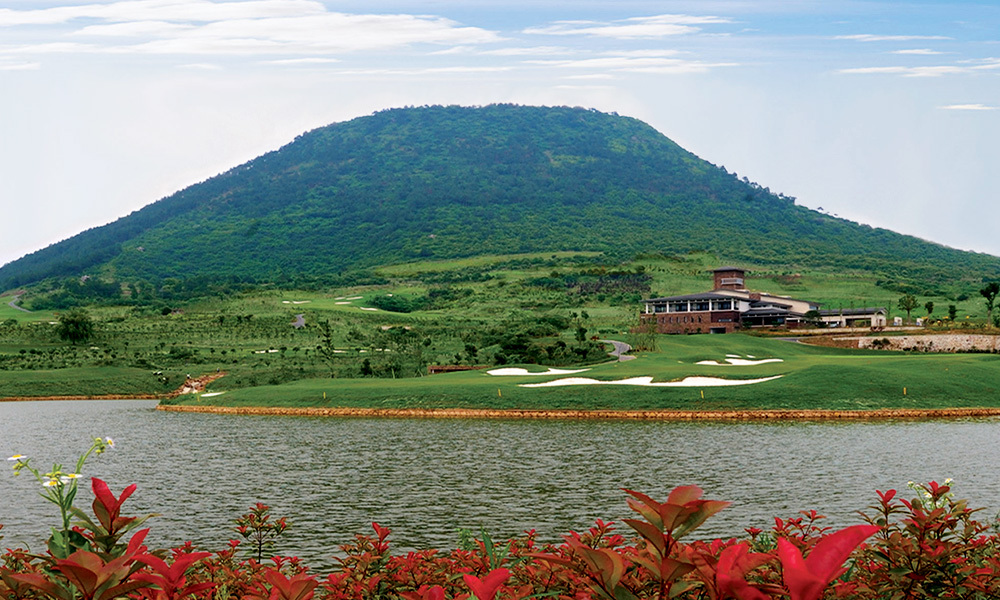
<box><xmin>640</xmin><ymin>267</ymin><xmax>887</xmax><ymax>334</ymax></box>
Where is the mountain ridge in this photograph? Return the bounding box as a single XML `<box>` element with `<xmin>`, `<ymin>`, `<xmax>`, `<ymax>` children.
<box><xmin>2</xmin><ymin>104</ymin><xmax>997</xmax><ymax>295</ymax></box>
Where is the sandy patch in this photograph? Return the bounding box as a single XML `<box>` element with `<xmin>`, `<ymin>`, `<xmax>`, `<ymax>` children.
<box><xmin>359</xmin><ymin>307</ymin><xmax>379</xmax><ymax>311</ymax></box>
<box><xmin>335</xmin><ymin>301</ymin><xmax>351</xmax><ymax>305</ymax></box>
<box><xmin>696</xmin><ymin>358</ymin><xmax>783</xmax><ymax>366</ymax></box>
<box><xmin>487</xmin><ymin>367</ymin><xmax>591</xmax><ymax>376</ymax></box>
<box><xmin>347</xmin><ymin>296</ymin><xmax>363</xmax><ymax>300</ymax></box>
<box><xmin>200</xmin><ymin>391</ymin><xmax>226</xmax><ymax>397</ymax></box>
<box><xmin>520</xmin><ymin>375</ymin><xmax>783</xmax><ymax>388</ymax></box>
<box><xmin>254</xmin><ymin>349</ymin><xmax>280</xmax><ymax>354</ymax></box>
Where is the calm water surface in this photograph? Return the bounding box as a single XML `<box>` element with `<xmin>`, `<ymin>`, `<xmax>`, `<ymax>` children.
<box><xmin>2</xmin><ymin>400</ymin><xmax>999</xmax><ymax>570</ymax></box>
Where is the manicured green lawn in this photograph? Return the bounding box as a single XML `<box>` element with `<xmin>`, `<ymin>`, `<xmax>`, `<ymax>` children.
<box><xmin>167</xmin><ymin>334</ymin><xmax>1000</xmax><ymax>412</ymax></box>
<box><xmin>0</xmin><ymin>366</ymin><xmax>182</xmax><ymax>398</ymax></box>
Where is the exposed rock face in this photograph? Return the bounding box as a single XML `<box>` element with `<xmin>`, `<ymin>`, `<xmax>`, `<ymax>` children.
<box><xmin>851</xmin><ymin>334</ymin><xmax>1000</xmax><ymax>353</ymax></box>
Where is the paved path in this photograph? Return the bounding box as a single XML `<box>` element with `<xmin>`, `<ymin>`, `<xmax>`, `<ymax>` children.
<box><xmin>292</xmin><ymin>313</ymin><xmax>306</xmax><ymax>329</ymax></box>
<box><xmin>602</xmin><ymin>339</ymin><xmax>635</xmax><ymax>362</ymax></box>
<box><xmin>7</xmin><ymin>294</ymin><xmax>30</xmax><ymax>313</ymax></box>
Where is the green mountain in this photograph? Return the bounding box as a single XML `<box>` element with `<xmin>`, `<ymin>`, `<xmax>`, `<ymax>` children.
<box><xmin>3</xmin><ymin>104</ymin><xmax>998</xmax><ymax>294</ymax></box>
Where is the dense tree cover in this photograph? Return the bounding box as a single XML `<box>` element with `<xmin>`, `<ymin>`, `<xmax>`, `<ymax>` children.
<box><xmin>3</xmin><ymin>104</ymin><xmax>999</xmax><ymax>297</ymax></box>
<box><xmin>55</xmin><ymin>309</ymin><xmax>95</xmax><ymax>345</ymax></box>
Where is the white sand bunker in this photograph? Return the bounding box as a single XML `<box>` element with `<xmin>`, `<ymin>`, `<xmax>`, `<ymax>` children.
<box><xmin>487</xmin><ymin>367</ymin><xmax>592</xmax><ymax>376</ymax></box>
<box><xmin>282</xmin><ymin>300</ymin><xmax>311</xmax><ymax>304</ymax></box>
<box><xmin>359</xmin><ymin>307</ymin><xmax>379</xmax><ymax>311</ymax></box>
<box><xmin>335</xmin><ymin>301</ymin><xmax>352</xmax><ymax>305</ymax></box>
<box><xmin>200</xmin><ymin>391</ymin><xmax>226</xmax><ymax>397</ymax></box>
<box><xmin>696</xmin><ymin>357</ymin><xmax>783</xmax><ymax>366</ymax></box>
<box><xmin>520</xmin><ymin>375</ymin><xmax>783</xmax><ymax>388</ymax></box>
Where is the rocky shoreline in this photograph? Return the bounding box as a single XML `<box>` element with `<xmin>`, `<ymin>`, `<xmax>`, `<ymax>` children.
<box><xmin>157</xmin><ymin>404</ymin><xmax>1000</xmax><ymax>421</ymax></box>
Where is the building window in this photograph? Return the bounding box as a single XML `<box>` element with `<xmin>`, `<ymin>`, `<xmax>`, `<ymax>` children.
<box><xmin>692</xmin><ymin>302</ymin><xmax>710</xmax><ymax>311</ymax></box>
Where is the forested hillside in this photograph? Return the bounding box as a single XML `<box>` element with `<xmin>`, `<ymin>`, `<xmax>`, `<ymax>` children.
<box><xmin>2</xmin><ymin>104</ymin><xmax>997</xmax><ymax>297</ymax></box>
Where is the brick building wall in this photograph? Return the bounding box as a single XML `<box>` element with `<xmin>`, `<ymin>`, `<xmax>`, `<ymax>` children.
<box><xmin>639</xmin><ymin>310</ymin><xmax>741</xmax><ymax>334</ymax></box>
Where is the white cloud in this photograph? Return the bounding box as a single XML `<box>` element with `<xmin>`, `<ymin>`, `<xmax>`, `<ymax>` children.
<box><xmin>0</xmin><ymin>59</ymin><xmax>39</xmax><ymax>70</ymax></box>
<box><xmin>0</xmin><ymin>1</ymin><xmax>326</xmax><ymax>26</ymax></box>
<box><xmin>527</xmin><ymin>56</ymin><xmax>737</xmax><ymax>74</ymax></box>
<box><xmin>603</xmin><ymin>49</ymin><xmax>684</xmax><ymax>57</ymax></box>
<box><xmin>262</xmin><ymin>56</ymin><xmax>339</xmax><ymax>65</ymax></box>
<box><xmin>0</xmin><ymin>3</ymin><xmax>503</xmax><ymax>57</ymax></box>
<box><xmin>840</xmin><ymin>58</ymin><xmax>1000</xmax><ymax>77</ymax></box>
<box><xmin>74</xmin><ymin>21</ymin><xmax>196</xmax><ymax>37</ymax></box>
<box><xmin>891</xmin><ymin>48</ymin><xmax>943</xmax><ymax>55</ymax></box>
<box><xmin>835</xmin><ymin>34</ymin><xmax>952</xmax><ymax>42</ymax></box>
<box><xmin>525</xmin><ymin>14</ymin><xmax>731</xmax><ymax>39</ymax></box>
<box><xmin>839</xmin><ymin>65</ymin><xmax>966</xmax><ymax>77</ymax></box>
<box><xmin>330</xmin><ymin>65</ymin><xmax>513</xmax><ymax>76</ymax></box>
<box><xmin>939</xmin><ymin>103</ymin><xmax>997</xmax><ymax>110</ymax></box>
<box><xmin>176</xmin><ymin>62</ymin><xmax>222</xmax><ymax>69</ymax></box>
<box><xmin>481</xmin><ymin>46</ymin><xmax>572</xmax><ymax>56</ymax></box>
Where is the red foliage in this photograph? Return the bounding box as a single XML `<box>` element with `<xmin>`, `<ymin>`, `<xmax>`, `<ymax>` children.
<box><xmin>8</xmin><ymin>479</ymin><xmax>1000</xmax><ymax>600</ymax></box>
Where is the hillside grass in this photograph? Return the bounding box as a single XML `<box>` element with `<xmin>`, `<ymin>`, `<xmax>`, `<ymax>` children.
<box><xmin>166</xmin><ymin>334</ymin><xmax>1000</xmax><ymax>412</ymax></box>
<box><xmin>1</xmin><ymin>252</ymin><xmax>997</xmax><ymax>406</ymax></box>
<box><xmin>0</xmin><ymin>366</ymin><xmax>183</xmax><ymax>398</ymax></box>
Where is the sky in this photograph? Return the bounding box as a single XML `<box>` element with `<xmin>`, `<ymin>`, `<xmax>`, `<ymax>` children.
<box><xmin>2</xmin><ymin>0</ymin><xmax>1000</xmax><ymax>269</ymax></box>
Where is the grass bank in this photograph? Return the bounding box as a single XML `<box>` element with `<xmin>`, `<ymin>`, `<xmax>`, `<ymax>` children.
<box><xmin>0</xmin><ymin>366</ymin><xmax>183</xmax><ymax>399</ymax></box>
<box><xmin>163</xmin><ymin>335</ymin><xmax>1000</xmax><ymax>413</ymax></box>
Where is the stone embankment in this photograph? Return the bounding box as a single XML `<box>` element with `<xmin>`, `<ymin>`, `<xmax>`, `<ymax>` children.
<box><xmin>157</xmin><ymin>404</ymin><xmax>1000</xmax><ymax>421</ymax></box>
<box><xmin>838</xmin><ymin>334</ymin><xmax>1000</xmax><ymax>353</ymax></box>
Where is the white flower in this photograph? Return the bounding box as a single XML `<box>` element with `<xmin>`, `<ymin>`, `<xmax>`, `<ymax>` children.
<box><xmin>105</xmin><ymin>437</ymin><xmax>115</xmax><ymax>448</ymax></box>
<box><xmin>7</xmin><ymin>454</ymin><xmax>27</xmax><ymax>461</ymax></box>
<box><xmin>43</xmin><ymin>479</ymin><xmax>59</xmax><ymax>487</ymax></box>
<box><xmin>60</xmin><ymin>473</ymin><xmax>82</xmax><ymax>484</ymax></box>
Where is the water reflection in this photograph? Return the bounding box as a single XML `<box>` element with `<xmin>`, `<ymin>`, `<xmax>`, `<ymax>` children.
<box><xmin>1</xmin><ymin>400</ymin><xmax>998</xmax><ymax>571</ymax></box>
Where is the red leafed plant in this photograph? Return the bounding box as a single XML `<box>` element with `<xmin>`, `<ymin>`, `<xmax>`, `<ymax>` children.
<box><xmin>7</xmin><ymin>446</ymin><xmax>1000</xmax><ymax>600</ymax></box>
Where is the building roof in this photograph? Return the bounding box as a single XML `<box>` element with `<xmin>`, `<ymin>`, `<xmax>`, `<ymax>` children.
<box><xmin>713</xmin><ymin>266</ymin><xmax>745</xmax><ymax>272</ymax></box>
<box><xmin>643</xmin><ymin>291</ymin><xmax>745</xmax><ymax>303</ymax></box>
<box><xmin>817</xmin><ymin>307</ymin><xmax>887</xmax><ymax>317</ymax></box>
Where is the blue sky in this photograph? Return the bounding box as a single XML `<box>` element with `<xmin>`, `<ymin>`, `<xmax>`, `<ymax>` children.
<box><xmin>2</xmin><ymin>0</ymin><xmax>1000</xmax><ymax>268</ymax></box>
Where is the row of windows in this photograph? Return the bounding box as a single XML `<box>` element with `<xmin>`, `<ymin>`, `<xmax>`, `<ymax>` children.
<box><xmin>657</xmin><ymin>315</ymin><xmax>704</xmax><ymax>324</ymax></box>
<box><xmin>651</xmin><ymin>300</ymin><xmax>734</xmax><ymax>313</ymax></box>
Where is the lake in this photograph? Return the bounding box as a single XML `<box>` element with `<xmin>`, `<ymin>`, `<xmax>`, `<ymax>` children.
<box><xmin>2</xmin><ymin>400</ymin><xmax>998</xmax><ymax>570</ymax></box>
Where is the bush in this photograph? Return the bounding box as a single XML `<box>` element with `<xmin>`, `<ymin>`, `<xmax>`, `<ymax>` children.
<box><xmin>6</xmin><ymin>462</ymin><xmax>998</xmax><ymax>600</ymax></box>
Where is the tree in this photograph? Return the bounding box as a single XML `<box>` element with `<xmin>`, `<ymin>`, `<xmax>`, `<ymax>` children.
<box><xmin>924</xmin><ymin>301</ymin><xmax>934</xmax><ymax>319</ymax></box>
<box><xmin>948</xmin><ymin>304</ymin><xmax>958</xmax><ymax>321</ymax></box>
<box><xmin>897</xmin><ymin>294</ymin><xmax>918</xmax><ymax>323</ymax></box>
<box><xmin>55</xmin><ymin>309</ymin><xmax>94</xmax><ymax>345</ymax></box>
<box><xmin>980</xmin><ymin>283</ymin><xmax>1000</xmax><ymax>327</ymax></box>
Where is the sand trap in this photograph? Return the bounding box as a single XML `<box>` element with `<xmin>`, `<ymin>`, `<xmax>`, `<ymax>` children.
<box><xmin>487</xmin><ymin>367</ymin><xmax>592</xmax><ymax>376</ymax></box>
<box><xmin>359</xmin><ymin>307</ymin><xmax>379</xmax><ymax>311</ymax></box>
<box><xmin>696</xmin><ymin>358</ymin><xmax>783</xmax><ymax>366</ymax></box>
<box><xmin>200</xmin><ymin>391</ymin><xmax>226</xmax><ymax>397</ymax></box>
<box><xmin>521</xmin><ymin>375</ymin><xmax>783</xmax><ymax>388</ymax></box>
<box><xmin>726</xmin><ymin>354</ymin><xmax>741</xmax><ymax>358</ymax></box>
<box><xmin>335</xmin><ymin>301</ymin><xmax>351</xmax><ymax>305</ymax></box>
<box><xmin>254</xmin><ymin>349</ymin><xmax>280</xmax><ymax>354</ymax></box>
<box><xmin>347</xmin><ymin>296</ymin><xmax>363</xmax><ymax>300</ymax></box>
